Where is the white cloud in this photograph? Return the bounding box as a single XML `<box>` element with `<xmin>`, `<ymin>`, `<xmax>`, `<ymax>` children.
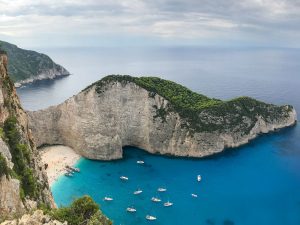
<box><xmin>0</xmin><ymin>0</ymin><xmax>299</xmax><ymax>47</ymax></box>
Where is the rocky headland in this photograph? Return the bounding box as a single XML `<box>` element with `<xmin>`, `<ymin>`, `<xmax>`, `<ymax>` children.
<box><xmin>0</xmin><ymin>40</ymin><xmax>69</xmax><ymax>87</ymax></box>
<box><xmin>28</xmin><ymin>75</ymin><xmax>297</xmax><ymax>160</ymax></box>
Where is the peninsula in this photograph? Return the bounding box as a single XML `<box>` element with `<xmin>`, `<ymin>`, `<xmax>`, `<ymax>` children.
<box><xmin>28</xmin><ymin>75</ymin><xmax>297</xmax><ymax>160</ymax></box>
<box><xmin>0</xmin><ymin>41</ymin><xmax>69</xmax><ymax>87</ymax></box>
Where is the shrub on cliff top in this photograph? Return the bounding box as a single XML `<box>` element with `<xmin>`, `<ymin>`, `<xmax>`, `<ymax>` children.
<box><xmin>50</xmin><ymin>196</ymin><xmax>112</xmax><ymax>225</ymax></box>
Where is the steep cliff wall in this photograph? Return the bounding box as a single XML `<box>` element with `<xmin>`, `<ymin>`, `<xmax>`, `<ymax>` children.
<box><xmin>28</xmin><ymin>76</ymin><xmax>297</xmax><ymax>160</ymax></box>
<box><xmin>0</xmin><ymin>54</ymin><xmax>54</xmax><ymax>219</ymax></box>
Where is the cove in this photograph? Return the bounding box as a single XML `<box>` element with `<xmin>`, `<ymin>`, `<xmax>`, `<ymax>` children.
<box><xmin>51</xmin><ymin>126</ymin><xmax>300</xmax><ymax>225</ymax></box>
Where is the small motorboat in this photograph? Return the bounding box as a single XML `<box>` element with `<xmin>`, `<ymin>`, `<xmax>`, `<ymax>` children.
<box><xmin>137</xmin><ymin>160</ymin><xmax>144</xmax><ymax>164</ymax></box>
<box><xmin>73</xmin><ymin>167</ymin><xmax>80</xmax><ymax>172</ymax></box>
<box><xmin>146</xmin><ymin>215</ymin><xmax>157</xmax><ymax>221</ymax></box>
<box><xmin>157</xmin><ymin>187</ymin><xmax>167</xmax><ymax>192</ymax></box>
<box><xmin>151</xmin><ymin>197</ymin><xmax>161</xmax><ymax>202</ymax></box>
<box><xmin>66</xmin><ymin>165</ymin><xmax>80</xmax><ymax>172</ymax></box>
<box><xmin>191</xmin><ymin>193</ymin><xmax>198</xmax><ymax>198</ymax></box>
<box><xmin>126</xmin><ymin>207</ymin><xmax>137</xmax><ymax>212</ymax></box>
<box><xmin>103</xmin><ymin>197</ymin><xmax>113</xmax><ymax>201</ymax></box>
<box><xmin>197</xmin><ymin>175</ymin><xmax>202</xmax><ymax>182</ymax></box>
<box><xmin>164</xmin><ymin>201</ymin><xmax>173</xmax><ymax>207</ymax></box>
<box><xmin>120</xmin><ymin>176</ymin><xmax>129</xmax><ymax>181</ymax></box>
<box><xmin>64</xmin><ymin>172</ymin><xmax>73</xmax><ymax>177</ymax></box>
<box><xmin>133</xmin><ymin>189</ymin><xmax>143</xmax><ymax>195</ymax></box>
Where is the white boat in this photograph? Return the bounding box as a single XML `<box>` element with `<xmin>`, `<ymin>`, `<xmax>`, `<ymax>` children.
<box><xmin>133</xmin><ymin>189</ymin><xmax>143</xmax><ymax>195</ymax></box>
<box><xmin>66</xmin><ymin>165</ymin><xmax>80</xmax><ymax>172</ymax></box>
<box><xmin>157</xmin><ymin>187</ymin><xmax>167</xmax><ymax>192</ymax></box>
<box><xmin>137</xmin><ymin>160</ymin><xmax>144</xmax><ymax>164</ymax></box>
<box><xmin>64</xmin><ymin>172</ymin><xmax>73</xmax><ymax>177</ymax></box>
<box><xmin>151</xmin><ymin>197</ymin><xmax>161</xmax><ymax>202</ymax></box>
<box><xmin>146</xmin><ymin>215</ymin><xmax>157</xmax><ymax>221</ymax></box>
<box><xmin>120</xmin><ymin>176</ymin><xmax>129</xmax><ymax>181</ymax></box>
<box><xmin>191</xmin><ymin>193</ymin><xmax>198</xmax><ymax>198</ymax></box>
<box><xmin>197</xmin><ymin>175</ymin><xmax>202</xmax><ymax>182</ymax></box>
<box><xmin>163</xmin><ymin>201</ymin><xmax>173</xmax><ymax>207</ymax></box>
<box><xmin>103</xmin><ymin>197</ymin><xmax>113</xmax><ymax>201</ymax></box>
<box><xmin>126</xmin><ymin>207</ymin><xmax>137</xmax><ymax>212</ymax></box>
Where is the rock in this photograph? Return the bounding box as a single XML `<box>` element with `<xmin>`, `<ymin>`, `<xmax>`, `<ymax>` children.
<box><xmin>27</xmin><ymin>76</ymin><xmax>297</xmax><ymax>160</ymax></box>
<box><xmin>0</xmin><ymin>53</ymin><xmax>54</xmax><ymax>218</ymax></box>
<box><xmin>0</xmin><ymin>210</ymin><xmax>66</xmax><ymax>225</ymax></box>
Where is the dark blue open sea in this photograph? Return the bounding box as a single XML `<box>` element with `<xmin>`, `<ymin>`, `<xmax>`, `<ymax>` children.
<box><xmin>17</xmin><ymin>47</ymin><xmax>300</xmax><ymax>225</ymax></box>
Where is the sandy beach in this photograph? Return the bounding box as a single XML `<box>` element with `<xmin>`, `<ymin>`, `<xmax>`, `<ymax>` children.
<box><xmin>40</xmin><ymin>145</ymin><xmax>81</xmax><ymax>186</ymax></box>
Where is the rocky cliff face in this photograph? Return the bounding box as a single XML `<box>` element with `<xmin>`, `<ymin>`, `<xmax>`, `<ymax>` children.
<box><xmin>1</xmin><ymin>210</ymin><xmax>65</xmax><ymax>225</ymax></box>
<box><xmin>0</xmin><ymin>53</ymin><xmax>54</xmax><ymax>219</ymax></box>
<box><xmin>28</xmin><ymin>76</ymin><xmax>297</xmax><ymax>160</ymax></box>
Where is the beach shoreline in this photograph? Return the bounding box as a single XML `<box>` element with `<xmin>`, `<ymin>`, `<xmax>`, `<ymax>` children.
<box><xmin>39</xmin><ymin>145</ymin><xmax>81</xmax><ymax>186</ymax></box>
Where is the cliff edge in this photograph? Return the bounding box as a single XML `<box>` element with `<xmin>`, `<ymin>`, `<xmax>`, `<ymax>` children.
<box><xmin>28</xmin><ymin>75</ymin><xmax>297</xmax><ymax>160</ymax></box>
<box><xmin>0</xmin><ymin>53</ymin><xmax>54</xmax><ymax>219</ymax></box>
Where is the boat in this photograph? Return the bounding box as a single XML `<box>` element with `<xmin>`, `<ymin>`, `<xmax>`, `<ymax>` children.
<box><xmin>157</xmin><ymin>187</ymin><xmax>167</xmax><ymax>192</ymax></box>
<box><xmin>66</xmin><ymin>165</ymin><xmax>80</xmax><ymax>172</ymax></box>
<box><xmin>103</xmin><ymin>197</ymin><xmax>113</xmax><ymax>201</ymax></box>
<box><xmin>137</xmin><ymin>160</ymin><xmax>144</xmax><ymax>164</ymax></box>
<box><xmin>126</xmin><ymin>207</ymin><xmax>137</xmax><ymax>212</ymax></box>
<box><xmin>64</xmin><ymin>172</ymin><xmax>73</xmax><ymax>177</ymax></box>
<box><xmin>133</xmin><ymin>189</ymin><xmax>143</xmax><ymax>195</ymax></box>
<box><xmin>120</xmin><ymin>176</ymin><xmax>129</xmax><ymax>181</ymax></box>
<box><xmin>197</xmin><ymin>175</ymin><xmax>202</xmax><ymax>182</ymax></box>
<box><xmin>151</xmin><ymin>197</ymin><xmax>161</xmax><ymax>202</ymax></box>
<box><xmin>191</xmin><ymin>193</ymin><xmax>198</xmax><ymax>198</ymax></box>
<box><xmin>146</xmin><ymin>215</ymin><xmax>157</xmax><ymax>221</ymax></box>
<box><xmin>163</xmin><ymin>201</ymin><xmax>173</xmax><ymax>207</ymax></box>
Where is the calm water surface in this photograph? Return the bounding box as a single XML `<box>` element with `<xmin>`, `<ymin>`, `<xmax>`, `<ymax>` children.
<box><xmin>17</xmin><ymin>47</ymin><xmax>300</xmax><ymax>225</ymax></box>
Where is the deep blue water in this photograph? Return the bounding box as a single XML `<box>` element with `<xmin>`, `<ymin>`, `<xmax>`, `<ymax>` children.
<box><xmin>17</xmin><ymin>47</ymin><xmax>300</xmax><ymax>225</ymax></box>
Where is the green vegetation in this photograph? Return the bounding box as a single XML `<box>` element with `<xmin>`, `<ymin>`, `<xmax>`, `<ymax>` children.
<box><xmin>0</xmin><ymin>40</ymin><xmax>69</xmax><ymax>82</ymax></box>
<box><xmin>3</xmin><ymin>117</ymin><xmax>39</xmax><ymax>199</ymax></box>
<box><xmin>49</xmin><ymin>196</ymin><xmax>112</xmax><ymax>225</ymax></box>
<box><xmin>0</xmin><ymin>43</ymin><xmax>6</xmax><ymax>54</ymax></box>
<box><xmin>0</xmin><ymin>153</ymin><xmax>10</xmax><ymax>178</ymax></box>
<box><xmin>86</xmin><ymin>75</ymin><xmax>293</xmax><ymax>134</ymax></box>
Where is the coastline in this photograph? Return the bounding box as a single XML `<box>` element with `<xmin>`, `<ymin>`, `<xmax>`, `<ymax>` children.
<box><xmin>39</xmin><ymin>145</ymin><xmax>81</xmax><ymax>186</ymax></box>
<box><xmin>14</xmin><ymin>73</ymin><xmax>70</xmax><ymax>88</ymax></box>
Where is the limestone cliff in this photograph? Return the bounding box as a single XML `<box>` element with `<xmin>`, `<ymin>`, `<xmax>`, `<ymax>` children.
<box><xmin>1</xmin><ymin>210</ymin><xmax>65</xmax><ymax>225</ymax></box>
<box><xmin>28</xmin><ymin>75</ymin><xmax>297</xmax><ymax>160</ymax></box>
<box><xmin>0</xmin><ymin>53</ymin><xmax>54</xmax><ymax>219</ymax></box>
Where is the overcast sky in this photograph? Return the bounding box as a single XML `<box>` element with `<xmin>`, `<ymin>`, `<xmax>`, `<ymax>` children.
<box><xmin>0</xmin><ymin>0</ymin><xmax>300</xmax><ymax>48</ymax></box>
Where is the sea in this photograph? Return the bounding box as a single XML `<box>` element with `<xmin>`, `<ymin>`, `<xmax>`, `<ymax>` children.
<box><xmin>17</xmin><ymin>47</ymin><xmax>300</xmax><ymax>225</ymax></box>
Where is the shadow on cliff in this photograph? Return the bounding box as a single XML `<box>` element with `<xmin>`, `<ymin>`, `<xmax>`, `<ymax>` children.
<box><xmin>121</xmin><ymin>124</ymin><xmax>298</xmax><ymax>162</ymax></box>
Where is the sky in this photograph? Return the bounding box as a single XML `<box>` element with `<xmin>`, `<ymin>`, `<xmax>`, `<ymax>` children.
<box><xmin>0</xmin><ymin>0</ymin><xmax>300</xmax><ymax>48</ymax></box>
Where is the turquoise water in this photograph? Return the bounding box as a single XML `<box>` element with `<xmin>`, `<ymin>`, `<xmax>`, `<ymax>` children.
<box><xmin>52</xmin><ymin>129</ymin><xmax>300</xmax><ymax>225</ymax></box>
<box><xmin>17</xmin><ymin>47</ymin><xmax>300</xmax><ymax>224</ymax></box>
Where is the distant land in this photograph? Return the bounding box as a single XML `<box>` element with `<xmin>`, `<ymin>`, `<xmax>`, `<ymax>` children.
<box><xmin>0</xmin><ymin>40</ymin><xmax>69</xmax><ymax>87</ymax></box>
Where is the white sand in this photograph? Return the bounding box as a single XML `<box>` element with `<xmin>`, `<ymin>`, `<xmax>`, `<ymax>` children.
<box><xmin>40</xmin><ymin>145</ymin><xmax>81</xmax><ymax>186</ymax></box>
